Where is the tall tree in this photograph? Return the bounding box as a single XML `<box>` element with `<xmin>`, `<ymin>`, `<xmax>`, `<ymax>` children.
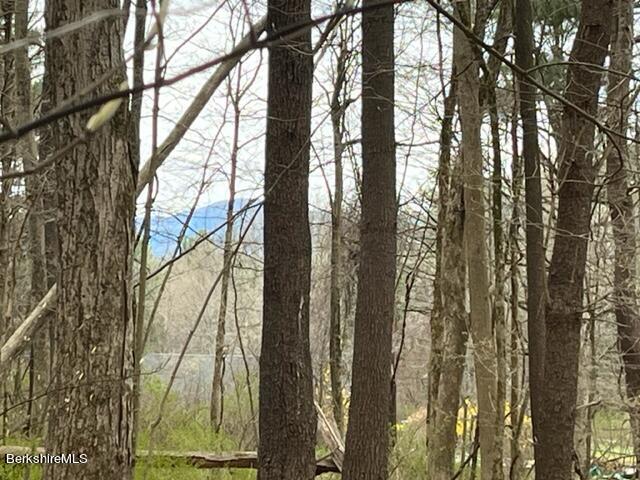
<box><xmin>258</xmin><ymin>0</ymin><xmax>316</xmax><ymax>478</ymax></box>
<box><xmin>514</xmin><ymin>0</ymin><xmax>546</xmax><ymax>467</ymax></box>
<box><xmin>426</xmin><ymin>65</ymin><xmax>468</xmax><ymax>480</ymax></box>
<box><xmin>42</xmin><ymin>1</ymin><xmax>136</xmax><ymax>478</ymax></box>
<box><xmin>328</xmin><ymin>23</ymin><xmax>350</xmax><ymax>435</ymax></box>
<box><xmin>342</xmin><ymin>0</ymin><xmax>396</xmax><ymax>478</ymax></box>
<box><xmin>453</xmin><ymin>3</ymin><xmax>500</xmax><ymax>479</ymax></box>
<box><xmin>605</xmin><ymin>0</ymin><xmax>640</xmax><ymax>460</ymax></box>
<box><xmin>536</xmin><ymin>0</ymin><xmax>612</xmax><ymax>477</ymax></box>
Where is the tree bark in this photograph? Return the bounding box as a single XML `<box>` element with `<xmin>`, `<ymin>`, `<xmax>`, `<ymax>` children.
<box><xmin>258</xmin><ymin>0</ymin><xmax>316</xmax><ymax>478</ymax></box>
<box><xmin>342</xmin><ymin>0</ymin><xmax>396</xmax><ymax>478</ymax></box>
<box><xmin>426</xmin><ymin>157</ymin><xmax>467</xmax><ymax>480</ymax></box>
<box><xmin>508</xmin><ymin>88</ymin><xmax>523</xmax><ymax>480</ymax></box>
<box><xmin>426</xmin><ymin>60</ymin><xmax>468</xmax><ymax>480</ymax></box>
<box><xmin>489</xmin><ymin>88</ymin><xmax>506</xmax><ymax>480</ymax></box>
<box><xmin>536</xmin><ymin>1</ymin><xmax>612</xmax><ymax>478</ymax></box>
<box><xmin>426</xmin><ymin>64</ymin><xmax>456</xmax><ymax>452</ymax></box>
<box><xmin>605</xmin><ymin>0</ymin><xmax>640</xmax><ymax>461</ymax></box>
<box><xmin>42</xmin><ymin>1</ymin><xmax>135</xmax><ymax>479</ymax></box>
<box><xmin>453</xmin><ymin>4</ymin><xmax>499</xmax><ymax>479</ymax></box>
<box><xmin>514</xmin><ymin>0</ymin><xmax>547</xmax><ymax>461</ymax></box>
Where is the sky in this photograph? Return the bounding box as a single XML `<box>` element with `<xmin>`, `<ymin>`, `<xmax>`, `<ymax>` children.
<box><xmin>130</xmin><ymin>0</ymin><xmax>447</xmax><ymax>220</ymax></box>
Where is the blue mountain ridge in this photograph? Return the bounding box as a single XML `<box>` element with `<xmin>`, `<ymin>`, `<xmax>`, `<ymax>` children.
<box><xmin>138</xmin><ymin>198</ymin><xmax>254</xmax><ymax>257</ymax></box>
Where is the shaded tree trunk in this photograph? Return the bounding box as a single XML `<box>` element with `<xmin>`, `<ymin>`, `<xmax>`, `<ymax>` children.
<box><xmin>258</xmin><ymin>0</ymin><xmax>316</xmax><ymax>478</ymax></box>
<box><xmin>342</xmin><ymin>0</ymin><xmax>396</xmax><ymax>478</ymax></box>
<box><xmin>42</xmin><ymin>1</ymin><xmax>135</xmax><ymax>479</ymax></box>
<box><xmin>514</xmin><ymin>0</ymin><xmax>546</xmax><ymax>461</ymax></box>
<box><xmin>489</xmin><ymin>88</ymin><xmax>506</xmax><ymax>480</ymax></box>
<box><xmin>537</xmin><ymin>1</ymin><xmax>612</xmax><ymax>478</ymax></box>
<box><xmin>508</xmin><ymin>88</ymin><xmax>523</xmax><ymax>480</ymax></box>
<box><xmin>605</xmin><ymin>0</ymin><xmax>640</xmax><ymax>460</ymax></box>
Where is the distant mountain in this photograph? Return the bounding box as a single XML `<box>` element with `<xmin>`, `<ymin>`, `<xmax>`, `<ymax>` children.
<box><xmin>141</xmin><ymin>198</ymin><xmax>256</xmax><ymax>257</ymax></box>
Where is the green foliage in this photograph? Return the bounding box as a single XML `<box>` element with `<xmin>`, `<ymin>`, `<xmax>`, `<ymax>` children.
<box><xmin>0</xmin><ymin>462</ymin><xmax>41</xmax><ymax>480</ymax></box>
<box><xmin>135</xmin><ymin>377</ymin><xmax>256</xmax><ymax>479</ymax></box>
<box><xmin>391</xmin><ymin>422</ymin><xmax>427</xmax><ymax>478</ymax></box>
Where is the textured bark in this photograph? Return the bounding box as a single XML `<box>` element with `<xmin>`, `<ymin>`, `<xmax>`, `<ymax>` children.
<box><xmin>426</xmin><ymin>158</ymin><xmax>467</xmax><ymax>480</ymax></box>
<box><xmin>258</xmin><ymin>0</ymin><xmax>316</xmax><ymax>478</ymax></box>
<box><xmin>605</xmin><ymin>0</ymin><xmax>640</xmax><ymax>460</ymax></box>
<box><xmin>426</xmin><ymin>62</ymin><xmax>467</xmax><ymax>480</ymax></box>
<box><xmin>537</xmin><ymin>1</ymin><xmax>612</xmax><ymax>478</ymax></box>
<box><xmin>453</xmin><ymin>4</ymin><xmax>499</xmax><ymax>479</ymax></box>
<box><xmin>514</xmin><ymin>0</ymin><xmax>547</xmax><ymax>457</ymax></box>
<box><xmin>42</xmin><ymin>1</ymin><xmax>135</xmax><ymax>479</ymax></box>
<box><xmin>426</xmin><ymin>66</ymin><xmax>456</xmax><ymax>450</ymax></box>
<box><xmin>342</xmin><ymin>0</ymin><xmax>396</xmax><ymax>478</ymax></box>
<box><xmin>489</xmin><ymin>90</ymin><xmax>506</xmax><ymax>480</ymax></box>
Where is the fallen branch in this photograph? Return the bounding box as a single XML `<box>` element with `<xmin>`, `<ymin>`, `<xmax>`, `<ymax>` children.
<box><xmin>314</xmin><ymin>400</ymin><xmax>344</xmax><ymax>471</ymax></box>
<box><xmin>0</xmin><ymin>447</ymin><xmax>340</xmax><ymax>475</ymax></box>
<box><xmin>0</xmin><ymin>285</ymin><xmax>57</xmax><ymax>373</ymax></box>
<box><xmin>0</xmin><ymin>16</ymin><xmax>268</xmax><ymax>371</ymax></box>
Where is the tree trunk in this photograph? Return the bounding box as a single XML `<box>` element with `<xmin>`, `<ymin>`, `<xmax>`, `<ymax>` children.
<box><xmin>328</xmin><ymin>26</ymin><xmax>349</xmax><ymax>435</ymax></box>
<box><xmin>537</xmin><ymin>1</ymin><xmax>612</xmax><ymax>478</ymax></box>
<box><xmin>514</xmin><ymin>0</ymin><xmax>547</xmax><ymax>463</ymax></box>
<box><xmin>258</xmin><ymin>0</ymin><xmax>316</xmax><ymax>478</ymax></box>
<box><xmin>426</xmin><ymin>59</ymin><xmax>467</xmax><ymax>480</ymax></box>
<box><xmin>42</xmin><ymin>1</ymin><xmax>135</xmax><ymax>479</ymax></box>
<box><xmin>426</xmin><ymin>65</ymin><xmax>456</xmax><ymax>454</ymax></box>
<box><xmin>129</xmin><ymin>0</ymin><xmax>147</xmax><ymax>451</ymax></box>
<box><xmin>342</xmin><ymin>0</ymin><xmax>396</xmax><ymax>478</ymax></box>
<box><xmin>426</xmin><ymin>157</ymin><xmax>467</xmax><ymax>480</ymax></box>
<box><xmin>453</xmin><ymin>4</ymin><xmax>499</xmax><ymax>479</ymax></box>
<box><xmin>489</xmin><ymin>88</ymin><xmax>506</xmax><ymax>480</ymax></box>
<box><xmin>605</xmin><ymin>0</ymin><xmax>640</xmax><ymax>461</ymax></box>
<box><xmin>210</xmin><ymin>77</ymin><xmax>240</xmax><ymax>432</ymax></box>
<box><xmin>508</xmin><ymin>90</ymin><xmax>523</xmax><ymax>480</ymax></box>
